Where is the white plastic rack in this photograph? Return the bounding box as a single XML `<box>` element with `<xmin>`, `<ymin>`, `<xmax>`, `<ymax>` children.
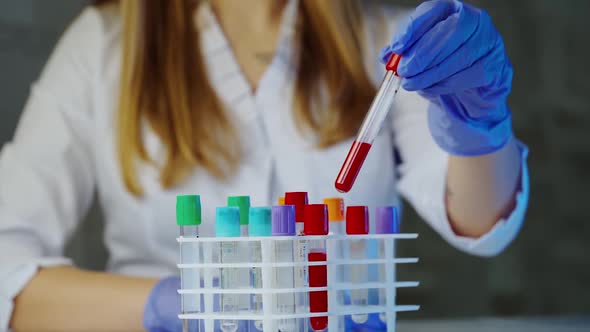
<box><xmin>177</xmin><ymin>233</ymin><xmax>420</xmax><ymax>332</ymax></box>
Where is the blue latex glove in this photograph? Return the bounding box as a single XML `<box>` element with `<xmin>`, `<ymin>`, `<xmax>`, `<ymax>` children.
<box><xmin>143</xmin><ymin>276</ymin><xmax>189</xmax><ymax>332</ymax></box>
<box><xmin>340</xmin><ymin>289</ymin><xmax>388</xmax><ymax>331</ymax></box>
<box><xmin>380</xmin><ymin>0</ymin><xmax>513</xmax><ymax>156</ymax></box>
<box><xmin>144</xmin><ymin>276</ymin><xmax>234</xmax><ymax>332</ymax></box>
<box><xmin>345</xmin><ymin>313</ymin><xmax>388</xmax><ymax>331</ymax></box>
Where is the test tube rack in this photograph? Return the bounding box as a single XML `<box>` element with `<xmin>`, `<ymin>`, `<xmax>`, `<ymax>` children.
<box><xmin>177</xmin><ymin>233</ymin><xmax>420</xmax><ymax>332</ymax></box>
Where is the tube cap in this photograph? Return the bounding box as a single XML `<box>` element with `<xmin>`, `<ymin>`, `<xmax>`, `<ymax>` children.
<box><xmin>272</xmin><ymin>205</ymin><xmax>296</xmax><ymax>236</ymax></box>
<box><xmin>176</xmin><ymin>195</ymin><xmax>202</xmax><ymax>226</ymax></box>
<box><xmin>284</xmin><ymin>192</ymin><xmax>308</xmax><ymax>223</ymax></box>
<box><xmin>346</xmin><ymin>206</ymin><xmax>369</xmax><ymax>235</ymax></box>
<box><xmin>227</xmin><ymin>196</ymin><xmax>250</xmax><ymax>226</ymax></box>
<box><xmin>216</xmin><ymin>206</ymin><xmax>240</xmax><ymax>237</ymax></box>
<box><xmin>376</xmin><ymin>206</ymin><xmax>400</xmax><ymax>234</ymax></box>
<box><xmin>323</xmin><ymin>198</ymin><xmax>344</xmax><ymax>222</ymax></box>
<box><xmin>278</xmin><ymin>196</ymin><xmax>285</xmax><ymax>205</ymax></box>
<box><xmin>385</xmin><ymin>53</ymin><xmax>402</xmax><ymax>74</ymax></box>
<box><xmin>249</xmin><ymin>207</ymin><xmax>272</xmax><ymax>236</ymax></box>
<box><xmin>304</xmin><ymin>204</ymin><xmax>329</xmax><ymax>235</ymax></box>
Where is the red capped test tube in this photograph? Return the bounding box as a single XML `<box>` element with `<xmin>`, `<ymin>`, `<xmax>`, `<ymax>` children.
<box><xmin>346</xmin><ymin>206</ymin><xmax>370</xmax><ymax>324</ymax></box>
<box><xmin>335</xmin><ymin>53</ymin><xmax>403</xmax><ymax>193</ymax></box>
<box><xmin>304</xmin><ymin>204</ymin><xmax>329</xmax><ymax>331</ymax></box>
<box><xmin>284</xmin><ymin>192</ymin><xmax>309</xmax><ymax>331</ymax></box>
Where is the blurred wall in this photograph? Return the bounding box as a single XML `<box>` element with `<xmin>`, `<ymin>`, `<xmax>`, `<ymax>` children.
<box><xmin>395</xmin><ymin>0</ymin><xmax>590</xmax><ymax>318</ymax></box>
<box><xmin>1</xmin><ymin>0</ymin><xmax>589</xmax><ymax>318</ymax></box>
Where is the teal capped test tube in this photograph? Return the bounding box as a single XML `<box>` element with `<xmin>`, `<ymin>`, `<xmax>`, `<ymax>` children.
<box><xmin>176</xmin><ymin>195</ymin><xmax>202</xmax><ymax>331</ymax></box>
<box><xmin>228</xmin><ymin>195</ymin><xmax>251</xmax><ymax>237</ymax></box>
<box><xmin>249</xmin><ymin>207</ymin><xmax>272</xmax><ymax>331</ymax></box>
<box><xmin>216</xmin><ymin>206</ymin><xmax>250</xmax><ymax>332</ymax></box>
<box><xmin>226</xmin><ymin>195</ymin><xmax>252</xmax><ymax>331</ymax></box>
<box><xmin>249</xmin><ymin>207</ymin><xmax>272</xmax><ymax>237</ymax></box>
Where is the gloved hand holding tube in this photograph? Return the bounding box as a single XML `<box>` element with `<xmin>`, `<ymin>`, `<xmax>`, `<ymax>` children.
<box><xmin>380</xmin><ymin>0</ymin><xmax>514</xmax><ymax>156</ymax></box>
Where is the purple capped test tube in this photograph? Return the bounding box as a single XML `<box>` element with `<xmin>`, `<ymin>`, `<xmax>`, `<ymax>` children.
<box><xmin>272</xmin><ymin>205</ymin><xmax>298</xmax><ymax>331</ymax></box>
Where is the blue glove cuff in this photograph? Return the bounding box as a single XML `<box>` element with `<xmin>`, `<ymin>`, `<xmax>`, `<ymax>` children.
<box><xmin>427</xmin><ymin>100</ymin><xmax>513</xmax><ymax>156</ymax></box>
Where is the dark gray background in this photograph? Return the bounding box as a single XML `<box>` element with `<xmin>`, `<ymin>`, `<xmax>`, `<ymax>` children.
<box><xmin>1</xmin><ymin>0</ymin><xmax>589</xmax><ymax>319</ymax></box>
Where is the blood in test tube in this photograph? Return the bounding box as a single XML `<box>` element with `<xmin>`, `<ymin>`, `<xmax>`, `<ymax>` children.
<box><xmin>334</xmin><ymin>53</ymin><xmax>402</xmax><ymax>193</ymax></box>
<box><xmin>308</xmin><ymin>252</ymin><xmax>328</xmax><ymax>331</ymax></box>
<box><xmin>346</xmin><ymin>206</ymin><xmax>370</xmax><ymax>324</ymax></box>
<box><xmin>334</xmin><ymin>141</ymin><xmax>372</xmax><ymax>193</ymax></box>
<box><xmin>284</xmin><ymin>192</ymin><xmax>308</xmax><ymax>226</ymax></box>
<box><xmin>304</xmin><ymin>204</ymin><xmax>329</xmax><ymax>331</ymax></box>
<box><xmin>285</xmin><ymin>191</ymin><xmax>309</xmax><ymax>331</ymax></box>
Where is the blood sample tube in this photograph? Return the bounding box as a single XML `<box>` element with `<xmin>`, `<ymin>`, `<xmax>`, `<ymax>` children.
<box><xmin>304</xmin><ymin>204</ymin><xmax>329</xmax><ymax>331</ymax></box>
<box><xmin>284</xmin><ymin>191</ymin><xmax>309</xmax><ymax>332</ymax></box>
<box><xmin>335</xmin><ymin>53</ymin><xmax>402</xmax><ymax>193</ymax></box>
<box><xmin>346</xmin><ymin>206</ymin><xmax>370</xmax><ymax>324</ymax></box>
<box><xmin>285</xmin><ymin>192</ymin><xmax>308</xmax><ymax>236</ymax></box>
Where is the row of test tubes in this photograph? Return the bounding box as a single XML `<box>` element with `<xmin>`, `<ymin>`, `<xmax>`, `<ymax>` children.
<box><xmin>176</xmin><ymin>192</ymin><xmax>400</xmax><ymax>332</ymax></box>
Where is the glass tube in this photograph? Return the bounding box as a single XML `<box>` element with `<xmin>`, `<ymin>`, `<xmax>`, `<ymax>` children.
<box><xmin>335</xmin><ymin>53</ymin><xmax>402</xmax><ymax>193</ymax></box>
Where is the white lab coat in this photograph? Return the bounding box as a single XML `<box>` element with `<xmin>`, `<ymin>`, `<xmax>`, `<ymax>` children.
<box><xmin>0</xmin><ymin>2</ymin><xmax>530</xmax><ymax>329</ymax></box>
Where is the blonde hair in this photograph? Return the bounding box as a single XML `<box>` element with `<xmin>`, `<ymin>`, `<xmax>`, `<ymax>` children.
<box><xmin>108</xmin><ymin>0</ymin><xmax>376</xmax><ymax>195</ymax></box>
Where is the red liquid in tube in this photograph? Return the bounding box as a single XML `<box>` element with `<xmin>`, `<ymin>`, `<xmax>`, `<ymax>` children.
<box><xmin>334</xmin><ymin>53</ymin><xmax>401</xmax><ymax>193</ymax></box>
<box><xmin>334</xmin><ymin>141</ymin><xmax>372</xmax><ymax>193</ymax></box>
<box><xmin>308</xmin><ymin>251</ymin><xmax>328</xmax><ymax>331</ymax></box>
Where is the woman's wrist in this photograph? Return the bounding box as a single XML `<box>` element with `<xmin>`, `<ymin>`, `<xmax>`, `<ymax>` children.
<box><xmin>11</xmin><ymin>266</ymin><xmax>157</xmax><ymax>332</ymax></box>
<box><xmin>446</xmin><ymin>135</ymin><xmax>522</xmax><ymax>237</ymax></box>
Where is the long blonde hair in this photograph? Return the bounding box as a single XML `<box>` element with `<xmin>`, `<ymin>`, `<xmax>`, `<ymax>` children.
<box><xmin>101</xmin><ymin>0</ymin><xmax>376</xmax><ymax>195</ymax></box>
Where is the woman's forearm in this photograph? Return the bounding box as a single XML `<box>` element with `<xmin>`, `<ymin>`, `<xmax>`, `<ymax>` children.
<box><xmin>446</xmin><ymin>136</ymin><xmax>522</xmax><ymax>237</ymax></box>
<box><xmin>10</xmin><ymin>266</ymin><xmax>157</xmax><ymax>332</ymax></box>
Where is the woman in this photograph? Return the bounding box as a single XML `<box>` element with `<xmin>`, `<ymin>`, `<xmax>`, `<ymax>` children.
<box><xmin>1</xmin><ymin>0</ymin><xmax>528</xmax><ymax>331</ymax></box>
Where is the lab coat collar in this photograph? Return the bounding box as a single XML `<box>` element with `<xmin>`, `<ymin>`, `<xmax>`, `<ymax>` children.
<box><xmin>194</xmin><ymin>0</ymin><xmax>299</xmax><ymax>116</ymax></box>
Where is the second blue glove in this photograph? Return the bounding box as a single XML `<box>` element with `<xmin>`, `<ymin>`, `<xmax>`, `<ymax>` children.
<box><xmin>143</xmin><ymin>276</ymin><xmax>188</xmax><ymax>332</ymax></box>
